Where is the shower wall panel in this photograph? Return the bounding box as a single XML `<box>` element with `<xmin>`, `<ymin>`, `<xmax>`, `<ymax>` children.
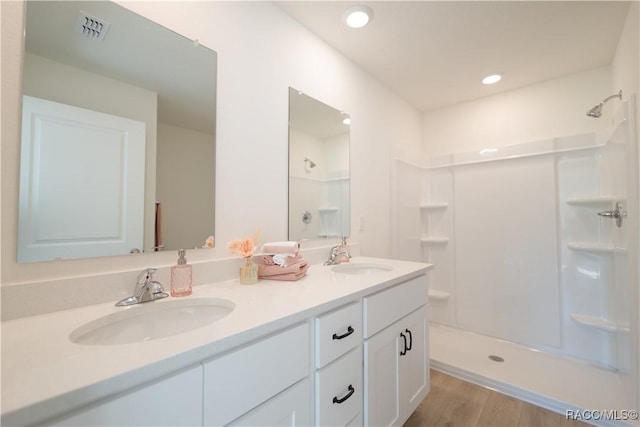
<box><xmin>454</xmin><ymin>157</ymin><xmax>561</xmax><ymax>348</ymax></box>
<box><xmin>288</xmin><ymin>176</ymin><xmax>322</xmax><ymax>240</ymax></box>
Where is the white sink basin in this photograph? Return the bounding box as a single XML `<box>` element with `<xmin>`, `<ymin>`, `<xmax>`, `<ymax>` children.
<box><xmin>70</xmin><ymin>297</ymin><xmax>235</xmax><ymax>346</ymax></box>
<box><xmin>331</xmin><ymin>263</ymin><xmax>393</xmax><ymax>275</ymax></box>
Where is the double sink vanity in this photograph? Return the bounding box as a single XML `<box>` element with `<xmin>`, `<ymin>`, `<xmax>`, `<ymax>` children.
<box><xmin>2</xmin><ymin>256</ymin><xmax>432</xmax><ymax>426</ymax></box>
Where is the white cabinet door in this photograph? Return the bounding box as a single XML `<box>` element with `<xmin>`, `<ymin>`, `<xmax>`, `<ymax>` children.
<box><xmin>364</xmin><ymin>321</ymin><xmax>402</xmax><ymax>427</ymax></box>
<box><xmin>228</xmin><ymin>379</ymin><xmax>311</xmax><ymax>426</ymax></box>
<box><xmin>399</xmin><ymin>306</ymin><xmax>429</xmax><ymax>418</ymax></box>
<box><xmin>50</xmin><ymin>365</ymin><xmax>203</xmax><ymax>427</ymax></box>
<box><xmin>364</xmin><ymin>305</ymin><xmax>429</xmax><ymax>427</ymax></box>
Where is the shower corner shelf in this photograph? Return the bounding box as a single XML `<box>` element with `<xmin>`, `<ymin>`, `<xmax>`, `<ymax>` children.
<box><xmin>428</xmin><ymin>290</ymin><xmax>450</xmax><ymax>301</ymax></box>
<box><xmin>570</xmin><ymin>314</ymin><xmax>630</xmax><ymax>333</ymax></box>
<box><xmin>566</xmin><ymin>195</ymin><xmax>625</xmax><ymax>206</ymax></box>
<box><xmin>420</xmin><ymin>237</ymin><xmax>449</xmax><ymax>244</ymax></box>
<box><xmin>567</xmin><ymin>242</ymin><xmax>626</xmax><ymax>255</ymax></box>
<box><xmin>318</xmin><ymin>207</ymin><xmax>339</xmax><ymax>212</ymax></box>
<box><xmin>420</xmin><ymin>202</ymin><xmax>448</xmax><ymax>210</ymax></box>
<box><xmin>318</xmin><ymin>232</ymin><xmax>339</xmax><ymax>238</ymax></box>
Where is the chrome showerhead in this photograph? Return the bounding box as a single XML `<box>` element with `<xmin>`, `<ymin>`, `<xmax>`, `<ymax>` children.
<box><xmin>303</xmin><ymin>157</ymin><xmax>316</xmax><ymax>173</ymax></box>
<box><xmin>587</xmin><ymin>103</ymin><xmax>603</xmax><ymax>118</ymax></box>
<box><xmin>586</xmin><ymin>90</ymin><xmax>622</xmax><ymax>118</ymax></box>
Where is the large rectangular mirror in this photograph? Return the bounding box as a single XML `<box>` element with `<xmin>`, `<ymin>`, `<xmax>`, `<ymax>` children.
<box><xmin>18</xmin><ymin>1</ymin><xmax>216</xmax><ymax>262</ymax></box>
<box><xmin>288</xmin><ymin>88</ymin><xmax>350</xmax><ymax>241</ymax></box>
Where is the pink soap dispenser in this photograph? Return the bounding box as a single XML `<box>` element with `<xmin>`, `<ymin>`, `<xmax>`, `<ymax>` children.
<box><xmin>171</xmin><ymin>249</ymin><xmax>192</xmax><ymax>297</ymax></box>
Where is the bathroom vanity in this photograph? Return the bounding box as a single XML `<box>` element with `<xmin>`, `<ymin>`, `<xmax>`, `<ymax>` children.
<box><xmin>2</xmin><ymin>257</ymin><xmax>431</xmax><ymax>426</ymax></box>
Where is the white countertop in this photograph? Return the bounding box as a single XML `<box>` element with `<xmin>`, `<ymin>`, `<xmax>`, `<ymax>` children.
<box><xmin>2</xmin><ymin>256</ymin><xmax>431</xmax><ymax>426</ymax></box>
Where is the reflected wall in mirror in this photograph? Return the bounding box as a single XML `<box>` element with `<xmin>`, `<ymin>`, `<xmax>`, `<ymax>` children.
<box><xmin>288</xmin><ymin>88</ymin><xmax>350</xmax><ymax>241</ymax></box>
<box><xmin>18</xmin><ymin>1</ymin><xmax>216</xmax><ymax>263</ymax></box>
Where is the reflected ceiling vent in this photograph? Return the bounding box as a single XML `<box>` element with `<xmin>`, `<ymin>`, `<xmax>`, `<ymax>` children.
<box><xmin>75</xmin><ymin>11</ymin><xmax>111</xmax><ymax>41</ymax></box>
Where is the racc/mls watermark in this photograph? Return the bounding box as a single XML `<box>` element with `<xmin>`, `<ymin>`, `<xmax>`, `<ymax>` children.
<box><xmin>566</xmin><ymin>409</ymin><xmax>639</xmax><ymax>422</ymax></box>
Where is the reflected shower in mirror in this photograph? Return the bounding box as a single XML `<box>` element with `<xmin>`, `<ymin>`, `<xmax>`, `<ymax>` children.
<box><xmin>288</xmin><ymin>88</ymin><xmax>350</xmax><ymax>241</ymax></box>
<box><xmin>18</xmin><ymin>1</ymin><xmax>216</xmax><ymax>262</ymax></box>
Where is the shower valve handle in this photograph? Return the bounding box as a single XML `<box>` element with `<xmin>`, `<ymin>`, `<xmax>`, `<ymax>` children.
<box><xmin>597</xmin><ymin>201</ymin><xmax>625</xmax><ymax>228</ymax></box>
<box><xmin>597</xmin><ymin>210</ymin><xmax>619</xmax><ymax>218</ymax></box>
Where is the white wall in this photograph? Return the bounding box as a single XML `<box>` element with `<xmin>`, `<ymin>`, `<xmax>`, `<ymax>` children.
<box><xmin>156</xmin><ymin>123</ymin><xmax>215</xmax><ymax>251</ymax></box>
<box><xmin>422</xmin><ymin>66</ymin><xmax>614</xmax><ymax>157</ymax></box>
<box><xmin>612</xmin><ymin>2</ymin><xmax>639</xmax><ymax>105</ymax></box>
<box><xmin>325</xmin><ymin>133</ymin><xmax>350</xmax><ymax>173</ymax></box>
<box><xmin>0</xmin><ymin>1</ymin><xmax>422</xmax><ymax>285</ymax></box>
<box><xmin>422</xmin><ymin>0</ymin><xmax>638</xmax><ymax>158</ymax></box>
<box><xmin>611</xmin><ymin>1</ymin><xmax>640</xmax><ymax>409</ymax></box>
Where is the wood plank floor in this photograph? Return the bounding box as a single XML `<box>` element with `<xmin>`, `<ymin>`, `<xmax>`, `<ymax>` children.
<box><xmin>404</xmin><ymin>369</ymin><xmax>592</xmax><ymax>427</ymax></box>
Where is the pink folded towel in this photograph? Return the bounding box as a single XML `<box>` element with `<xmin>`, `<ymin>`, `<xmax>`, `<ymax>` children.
<box><xmin>262</xmin><ymin>241</ymin><xmax>300</xmax><ymax>255</ymax></box>
<box><xmin>259</xmin><ymin>268</ymin><xmax>308</xmax><ymax>281</ymax></box>
<box><xmin>258</xmin><ymin>259</ymin><xmax>309</xmax><ymax>277</ymax></box>
<box><xmin>261</xmin><ymin>255</ymin><xmax>276</xmax><ymax>266</ymax></box>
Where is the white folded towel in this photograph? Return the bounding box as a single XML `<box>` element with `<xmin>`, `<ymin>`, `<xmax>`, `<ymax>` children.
<box><xmin>262</xmin><ymin>241</ymin><xmax>300</xmax><ymax>255</ymax></box>
<box><xmin>272</xmin><ymin>253</ymin><xmax>299</xmax><ymax>267</ymax></box>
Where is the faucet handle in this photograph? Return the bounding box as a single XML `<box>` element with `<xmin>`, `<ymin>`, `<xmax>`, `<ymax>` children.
<box><xmin>136</xmin><ymin>268</ymin><xmax>158</xmax><ymax>285</ymax></box>
<box><xmin>149</xmin><ymin>280</ymin><xmax>165</xmax><ymax>295</ymax></box>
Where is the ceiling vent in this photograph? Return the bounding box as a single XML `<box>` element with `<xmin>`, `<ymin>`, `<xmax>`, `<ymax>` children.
<box><xmin>75</xmin><ymin>11</ymin><xmax>111</xmax><ymax>41</ymax></box>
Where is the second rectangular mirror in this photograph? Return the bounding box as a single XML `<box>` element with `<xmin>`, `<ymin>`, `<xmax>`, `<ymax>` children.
<box><xmin>288</xmin><ymin>88</ymin><xmax>350</xmax><ymax>241</ymax></box>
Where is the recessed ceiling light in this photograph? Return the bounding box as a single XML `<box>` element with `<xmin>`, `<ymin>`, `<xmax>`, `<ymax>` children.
<box><xmin>482</xmin><ymin>74</ymin><xmax>502</xmax><ymax>85</ymax></box>
<box><xmin>343</xmin><ymin>5</ymin><xmax>373</xmax><ymax>28</ymax></box>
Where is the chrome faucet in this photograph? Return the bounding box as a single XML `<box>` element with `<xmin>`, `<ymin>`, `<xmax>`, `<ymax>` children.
<box><xmin>116</xmin><ymin>268</ymin><xmax>169</xmax><ymax>306</ymax></box>
<box><xmin>324</xmin><ymin>236</ymin><xmax>352</xmax><ymax>265</ymax></box>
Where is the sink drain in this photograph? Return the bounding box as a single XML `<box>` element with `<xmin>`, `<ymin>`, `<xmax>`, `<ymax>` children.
<box><xmin>488</xmin><ymin>355</ymin><xmax>505</xmax><ymax>362</ymax></box>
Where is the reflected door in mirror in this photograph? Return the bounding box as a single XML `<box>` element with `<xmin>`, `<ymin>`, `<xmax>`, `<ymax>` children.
<box><xmin>18</xmin><ymin>96</ymin><xmax>145</xmax><ymax>262</ymax></box>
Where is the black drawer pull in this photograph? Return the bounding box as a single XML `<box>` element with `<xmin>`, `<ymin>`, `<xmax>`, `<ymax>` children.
<box><xmin>405</xmin><ymin>328</ymin><xmax>413</xmax><ymax>351</ymax></box>
<box><xmin>332</xmin><ymin>385</ymin><xmax>355</xmax><ymax>404</ymax></box>
<box><xmin>400</xmin><ymin>332</ymin><xmax>407</xmax><ymax>356</ymax></box>
<box><xmin>332</xmin><ymin>326</ymin><xmax>354</xmax><ymax>340</ymax></box>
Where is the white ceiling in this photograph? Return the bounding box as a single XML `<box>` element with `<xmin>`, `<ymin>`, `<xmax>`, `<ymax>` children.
<box><xmin>276</xmin><ymin>1</ymin><xmax>631</xmax><ymax>112</ymax></box>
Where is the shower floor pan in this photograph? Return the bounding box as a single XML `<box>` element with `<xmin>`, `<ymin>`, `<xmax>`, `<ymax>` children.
<box><xmin>430</xmin><ymin>323</ymin><xmax>632</xmax><ymax>426</ymax></box>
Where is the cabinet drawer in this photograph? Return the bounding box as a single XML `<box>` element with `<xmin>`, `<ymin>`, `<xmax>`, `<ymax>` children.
<box><xmin>203</xmin><ymin>322</ymin><xmax>310</xmax><ymax>426</ymax></box>
<box><xmin>363</xmin><ymin>275</ymin><xmax>427</xmax><ymax>338</ymax></box>
<box><xmin>316</xmin><ymin>301</ymin><xmax>362</xmax><ymax>368</ymax></box>
<box><xmin>315</xmin><ymin>347</ymin><xmax>363</xmax><ymax>427</ymax></box>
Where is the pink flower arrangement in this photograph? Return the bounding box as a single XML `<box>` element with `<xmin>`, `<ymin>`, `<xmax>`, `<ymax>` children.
<box><xmin>227</xmin><ymin>229</ymin><xmax>260</xmax><ymax>258</ymax></box>
<box><xmin>203</xmin><ymin>235</ymin><xmax>215</xmax><ymax>248</ymax></box>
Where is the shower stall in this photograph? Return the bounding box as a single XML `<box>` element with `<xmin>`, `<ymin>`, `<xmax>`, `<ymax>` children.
<box><xmin>392</xmin><ymin>96</ymin><xmax>639</xmax><ymax>419</ymax></box>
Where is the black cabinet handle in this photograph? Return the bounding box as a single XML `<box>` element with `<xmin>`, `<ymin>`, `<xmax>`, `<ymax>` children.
<box><xmin>332</xmin><ymin>385</ymin><xmax>355</xmax><ymax>404</ymax></box>
<box><xmin>405</xmin><ymin>329</ymin><xmax>413</xmax><ymax>351</ymax></box>
<box><xmin>400</xmin><ymin>332</ymin><xmax>407</xmax><ymax>356</ymax></box>
<box><xmin>332</xmin><ymin>326</ymin><xmax>354</xmax><ymax>340</ymax></box>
